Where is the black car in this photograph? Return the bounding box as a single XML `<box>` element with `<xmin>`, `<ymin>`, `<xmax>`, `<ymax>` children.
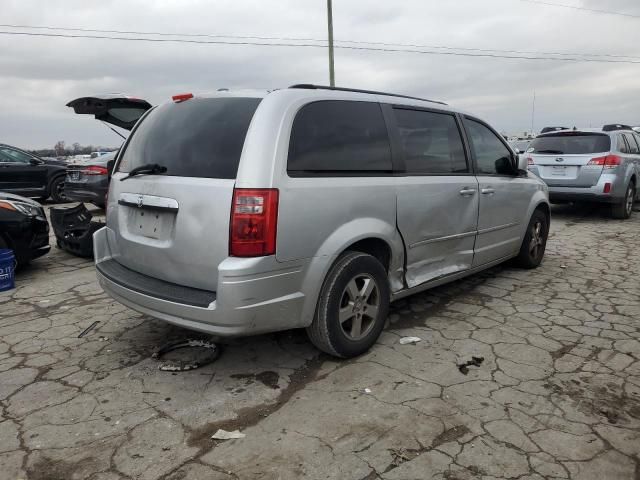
<box><xmin>0</xmin><ymin>144</ymin><xmax>67</xmax><ymax>202</ymax></box>
<box><xmin>65</xmin><ymin>151</ymin><xmax>115</xmax><ymax>208</ymax></box>
<box><xmin>0</xmin><ymin>192</ymin><xmax>50</xmax><ymax>266</ymax></box>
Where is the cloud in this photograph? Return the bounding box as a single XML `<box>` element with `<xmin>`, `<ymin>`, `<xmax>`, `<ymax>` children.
<box><xmin>2</xmin><ymin>0</ymin><xmax>639</xmax><ymax>148</ymax></box>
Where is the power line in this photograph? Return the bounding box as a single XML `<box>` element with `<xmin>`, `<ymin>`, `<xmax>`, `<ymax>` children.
<box><xmin>1</xmin><ymin>23</ymin><xmax>639</xmax><ymax>60</ymax></box>
<box><xmin>520</xmin><ymin>0</ymin><xmax>640</xmax><ymax>19</ymax></box>
<box><xmin>1</xmin><ymin>30</ymin><xmax>640</xmax><ymax>64</ymax></box>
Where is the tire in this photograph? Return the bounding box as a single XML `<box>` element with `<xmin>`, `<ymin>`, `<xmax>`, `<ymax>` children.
<box><xmin>514</xmin><ymin>209</ymin><xmax>549</xmax><ymax>269</ymax></box>
<box><xmin>49</xmin><ymin>175</ymin><xmax>67</xmax><ymax>203</ymax></box>
<box><xmin>611</xmin><ymin>182</ymin><xmax>635</xmax><ymax>219</ymax></box>
<box><xmin>306</xmin><ymin>251</ymin><xmax>390</xmax><ymax>358</ymax></box>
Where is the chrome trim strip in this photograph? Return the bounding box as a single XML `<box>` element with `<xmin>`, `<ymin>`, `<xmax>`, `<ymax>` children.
<box><xmin>409</xmin><ymin>230</ymin><xmax>477</xmax><ymax>249</ymax></box>
<box><xmin>477</xmin><ymin>222</ymin><xmax>519</xmax><ymax>235</ymax></box>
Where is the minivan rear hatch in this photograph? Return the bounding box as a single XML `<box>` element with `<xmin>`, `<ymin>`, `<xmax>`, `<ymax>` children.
<box><xmin>67</xmin><ymin>94</ymin><xmax>153</xmax><ymax>131</ymax></box>
<box><xmin>107</xmin><ymin>96</ymin><xmax>262</xmax><ymax>292</ymax></box>
<box><xmin>528</xmin><ymin>132</ymin><xmax>611</xmax><ymax>187</ymax></box>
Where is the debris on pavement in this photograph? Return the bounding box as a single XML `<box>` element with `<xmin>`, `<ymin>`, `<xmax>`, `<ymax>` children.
<box><xmin>363</xmin><ymin>388</ymin><xmax>372</xmax><ymax>394</ymax></box>
<box><xmin>211</xmin><ymin>429</ymin><xmax>246</xmax><ymax>440</ymax></box>
<box><xmin>152</xmin><ymin>338</ymin><xmax>220</xmax><ymax>371</ymax></box>
<box><xmin>560</xmin><ymin>264</ymin><xmax>568</xmax><ymax>269</ymax></box>
<box><xmin>457</xmin><ymin>356</ymin><xmax>485</xmax><ymax>375</ymax></box>
<box><xmin>77</xmin><ymin>321</ymin><xmax>100</xmax><ymax>338</ymax></box>
<box><xmin>399</xmin><ymin>336</ymin><xmax>422</xmax><ymax>345</ymax></box>
<box><xmin>51</xmin><ymin>203</ymin><xmax>104</xmax><ymax>258</ymax></box>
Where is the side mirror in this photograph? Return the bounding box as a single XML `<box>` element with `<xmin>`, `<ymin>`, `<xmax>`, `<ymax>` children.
<box><xmin>29</xmin><ymin>158</ymin><xmax>43</xmax><ymax>165</ymax></box>
<box><xmin>517</xmin><ymin>154</ymin><xmax>528</xmax><ymax>173</ymax></box>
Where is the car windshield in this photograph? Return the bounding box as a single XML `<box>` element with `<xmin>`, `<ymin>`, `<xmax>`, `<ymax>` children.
<box><xmin>117</xmin><ymin>97</ymin><xmax>261</xmax><ymax>179</ymax></box>
<box><xmin>529</xmin><ymin>133</ymin><xmax>610</xmax><ymax>155</ymax></box>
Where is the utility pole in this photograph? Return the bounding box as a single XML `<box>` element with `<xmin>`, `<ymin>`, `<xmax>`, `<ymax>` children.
<box><xmin>530</xmin><ymin>90</ymin><xmax>536</xmax><ymax>136</ymax></box>
<box><xmin>327</xmin><ymin>0</ymin><xmax>335</xmax><ymax>86</ymax></box>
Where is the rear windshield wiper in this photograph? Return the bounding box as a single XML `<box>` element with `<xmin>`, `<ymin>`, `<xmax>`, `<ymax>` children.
<box><xmin>535</xmin><ymin>149</ymin><xmax>564</xmax><ymax>154</ymax></box>
<box><xmin>120</xmin><ymin>163</ymin><xmax>167</xmax><ymax>181</ymax></box>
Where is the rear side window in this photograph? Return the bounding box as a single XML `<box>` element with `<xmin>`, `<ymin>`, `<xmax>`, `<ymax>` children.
<box><xmin>529</xmin><ymin>133</ymin><xmax>611</xmax><ymax>155</ymax></box>
<box><xmin>623</xmin><ymin>133</ymin><xmax>639</xmax><ymax>154</ymax></box>
<box><xmin>465</xmin><ymin>119</ymin><xmax>513</xmax><ymax>175</ymax></box>
<box><xmin>287</xmin><ymin>100</ymin><xmax>392</xmax><ymax>173</ymax></box>
<box><xmin>618</xmin><ymin>135</ymin><xmax>630</xmax><ymax>154</ymax></box>
<box><xmin>118</xmin><ymin>97</ymin><xmax>261</xmax><ymax>179</ymax></box>
<box><xmin>393</xmin><ymin>109</ymin><xmax>468</xmax><ymax>174</ymax></box>
<box><xmin>0</xmin><ymin>147</ymin><xmax>32</xmax><ymax>163</ymax></box>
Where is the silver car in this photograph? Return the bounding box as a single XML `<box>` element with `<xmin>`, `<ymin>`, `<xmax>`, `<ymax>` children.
<box><xmin>526</xmin><ymin>126</ymin><xmax>639</xmax><ymax>219</ymax></box>
<box><xmin>90</xmin><ymin>85</ymin><xmax>550</xmax><ymax>358</ymax></box>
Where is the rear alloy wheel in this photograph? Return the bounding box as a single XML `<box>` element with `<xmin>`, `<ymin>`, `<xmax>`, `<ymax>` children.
<box><xmin>514</xmin><ymin>209</ymin><xmax>549</xmax><ymax>269</ymax></box>
<box><xmin>307</xmin><ymin>251</ymin><xmax>390</xmax><ymax>358</ymax></box>
<box><xmin>611</xmin><ymin>182</ymin><xmax>635</xmax><ymax>219</ymax></box>
<box><xmin>49</xmin><ymin>176</ymin><xmax>67</xmax><ymax>203</ymax></box>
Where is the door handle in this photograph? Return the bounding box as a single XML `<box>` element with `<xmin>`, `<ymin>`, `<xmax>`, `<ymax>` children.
<box><xmin>481</xmin><ymin>187</ymin><xmax>495</xmax><ymax>195</ymax></box>
<box><xmin>459</xmin><ymin>188</ymin><xmax>476</xmax><ymax>196</ymax></box>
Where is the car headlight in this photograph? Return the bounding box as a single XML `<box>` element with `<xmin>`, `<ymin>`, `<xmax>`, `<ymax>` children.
<box><xmin>0</xmin><ymin>200</ymin><xmax>42</xmax><ymax>217</ymax></box>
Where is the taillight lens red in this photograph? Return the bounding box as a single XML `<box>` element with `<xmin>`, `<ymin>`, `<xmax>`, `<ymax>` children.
<box><xmin>83</xmin><ymin>166</ymin><xmax>108</xmax><ymax>175</ymax></box>
<box><xmin>603</xmin><ymin>182</ymin><xmax>612</xmax><ymax>193</ymax></box>
<box><xmin>230</xmin><ymin>188</ymin><xmax>279</xmax><ymax>257</ymax></box>
<box><xmin>588</xmin><ymin>155</ymin><xmax>621</xmax><ymax>168</ymax></box>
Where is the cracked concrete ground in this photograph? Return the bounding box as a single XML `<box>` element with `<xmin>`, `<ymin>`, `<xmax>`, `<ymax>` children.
<box><xmin>1</xmin><ymin>203</ymin><xmax>639</xmax><ymax>480</ymax></box>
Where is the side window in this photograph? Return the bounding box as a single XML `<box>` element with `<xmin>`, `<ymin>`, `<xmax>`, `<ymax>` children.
<box><xmin>623</xmin><ymin>133</ymin><xmax>639</xmax><ymax>154</ymax></box>
<box><xmin>393</xmin><ymin>108</ymin><xmax>468</xmax><ymax>174</ymax></box>
<box><xmin>287</xmin><ymin>100</ymin><xmax>392</xmax><ymax>173</ymax></box>
<box><xmin>633</xmin><ymin>134</ymin><xmax>640</xmax><ymax>153</ymax></box>
<box><xmin>0</xmin><ymin>147</ymin><xmax>32</xmax><ymax>164</ymax></box>
<box><xmin>618</xmin><ymin>135</ymin><xmax>630</xmax><ymax>154</ymax></box>
<box><xmin>465</xmin><ymin>119</ymin><xmax>514</xmax><ymax>175</ymax></box>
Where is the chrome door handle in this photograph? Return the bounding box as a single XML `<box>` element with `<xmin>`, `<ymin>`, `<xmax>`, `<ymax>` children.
<box><xmin>481</xmin><ymin>187</ymin><xmax>495</xmax><ymax>195</ymax></box>
<box><xmin>459</xmin><ymin>188</ymin><xmax>476</xmax><ymax>196</ymax></box>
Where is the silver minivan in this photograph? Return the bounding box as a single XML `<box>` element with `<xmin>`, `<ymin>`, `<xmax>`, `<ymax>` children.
<box><xmin>79</xmin><ymin>85</ymin><xmax>550</xmax><ymax>358</ymax></box>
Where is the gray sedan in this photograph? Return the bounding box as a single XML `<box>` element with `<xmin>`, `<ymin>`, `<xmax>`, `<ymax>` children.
<box><xmin>65</xmin><ymin>151</ymin><xmax>115</xmax><ymax>208</ymax></box>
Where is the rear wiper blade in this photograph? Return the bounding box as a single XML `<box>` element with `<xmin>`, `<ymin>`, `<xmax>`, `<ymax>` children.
<box><xmin>120</xmin><ymin>163</ymin><xmax>167</xmax><ymax>181</ymax></box>
<box><xmin>535</xmin><ymin>149</ymin><xmax>564</xmax><ymax>154</ymax></box>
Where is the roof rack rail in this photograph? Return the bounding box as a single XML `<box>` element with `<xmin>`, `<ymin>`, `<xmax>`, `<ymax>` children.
<box><xmin>289</xmin><ymin>84</ymin><xmax>447</xmax><ymax>106</ymax></box>
<box><xmin>540</xmin><ymin>126</ymin><xmax>570</xmax><ymax>134</ymax></box>
<box><xmin>602</xmin><ymin>123</ymin><xmax>633</xmax><ymax>132</ymax></box>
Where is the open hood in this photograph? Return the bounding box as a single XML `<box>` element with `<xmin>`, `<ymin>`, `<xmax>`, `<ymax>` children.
<box><xmin>66</xmin><ymin>94</ymin><xmax>152</xmax><ymax>131</ymax></box>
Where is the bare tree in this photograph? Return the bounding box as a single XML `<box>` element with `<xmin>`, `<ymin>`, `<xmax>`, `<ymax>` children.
<box><xmin>54</xmin><ymin>141</ymin><xmax>66</xmax><ymax>156</ymax></box>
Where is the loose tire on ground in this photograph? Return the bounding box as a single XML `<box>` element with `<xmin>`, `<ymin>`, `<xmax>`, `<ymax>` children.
<box><xmin>307</xmin><ymin>251</ymin><xmax>390</xmax><ymax>358</ymax></box>
<box><xmin>514</xmin><ymin>209</ymin><xmax>549</xmax><ymax>269</ymax></box>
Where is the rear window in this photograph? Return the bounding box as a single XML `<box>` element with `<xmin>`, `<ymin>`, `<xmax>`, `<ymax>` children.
<box><xmin>117</xmin><ymin>97</ymin><xmax>261</xmax><ymax>179</ymax></box>
<box><xmin>287</xmin><ymin>100</ymin><xmax>392</xmax><ymax>174</ymax></box>
<box><xmin>529</xmin><ymin>133</ymin><xmax>610</xmax><ymax>155</ymax></box>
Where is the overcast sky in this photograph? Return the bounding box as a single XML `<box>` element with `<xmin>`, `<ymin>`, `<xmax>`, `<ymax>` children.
<box><xmin>2</xmin><ymin>0</ymin><xmax>639</xmax><ymax>149</ymax></box>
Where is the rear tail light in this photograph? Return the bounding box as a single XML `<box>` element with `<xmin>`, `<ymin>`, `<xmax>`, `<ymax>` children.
<box><xmin>527</xmin><ymin>157</ymin><xmax>534</xmax><ymax>165</ymax></box>
<box><xmin>603</xmin><ymin>183</ymin><xmax>612</xmax><ymax>193</ymax></box>
<box><xmin>588</xmin><ymin>154</ymin><xmax>621</xmax><ymax>168</ymax></box>
<box><xmin>82</xmin><ymin>166</ymin><xmax>108</xmax><ymax>175</ymax></box>
<box><xmin>230</xmin><ymin>188</ymin><xmax>279</xmax><ymax>257</ymax></box>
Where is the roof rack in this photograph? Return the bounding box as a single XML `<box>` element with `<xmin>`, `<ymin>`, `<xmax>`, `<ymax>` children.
<box><xmin>602</xmin><ymin>124</ymin><xmax>633</xmax><ymax>132</ymax></box>
<box><xmin>540</xmin><ymin>126</ymin><xmax>570</xmax><ymax>134</ymax></box>
<box><xmin>289</xmin><ymin>84</ymin><xmax>447</xmax><ymax>106</ymax></box>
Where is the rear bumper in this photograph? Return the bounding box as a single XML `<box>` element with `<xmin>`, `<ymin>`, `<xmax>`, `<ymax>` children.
<box><xmin>546</xmin><ymin>174</ymin><xmax>627</xmax><ymax>204</ymax></box>
<box><xmin>65</xmin><ymin>182</ymin><xmax>108</xmax><ymax>206</ymax></box>
<box><xmin>93</xmin><ymin>226</ymin><xmax>308</xmax><ymax>336</ymax></box>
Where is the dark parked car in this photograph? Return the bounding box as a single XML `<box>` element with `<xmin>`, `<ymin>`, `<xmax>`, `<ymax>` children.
<box><xmin>0</xmin><ymin>144</ymin><xmax>67</xmax><ymax>202</ymax></box>
<box><xmin>65</xmin><ymin>151</ymin><xmax>116</xmax><ymax>208</ymax></box>
<box><xmin>0</xmin><ymin>192</ymin><xmax>50</xmax><ymax>266</ymax></box>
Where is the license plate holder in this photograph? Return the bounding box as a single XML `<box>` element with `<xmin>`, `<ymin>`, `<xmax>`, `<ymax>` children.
<box><xmin>551</xmin><ymin>165</ymin><xmax>567</xmax><ymax>176</ymax></box>
<box><xmin>69</xmin><ymin>171</ymin><xmax>80</xmax><ymax>181</ymax></box>
<box><xmin>135</xmin><ymin>210</ymin><xmax>162</xmax><ymax>239</ymax></box>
